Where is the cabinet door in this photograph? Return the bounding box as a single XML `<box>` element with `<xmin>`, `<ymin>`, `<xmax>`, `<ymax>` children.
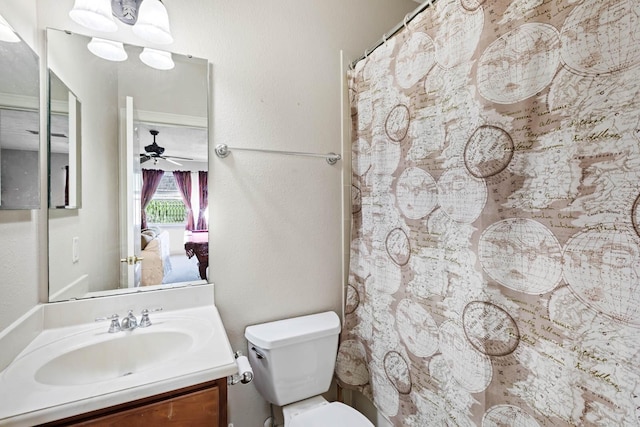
<box><xmin>42</xmin><ymin>379</ymin><xmax>227</xmax><ymax>427</ymax></box>
<box><xmin>75</xmin><ymin>387</ymin><xmax>219</xmax><ymax>427</ymax></box>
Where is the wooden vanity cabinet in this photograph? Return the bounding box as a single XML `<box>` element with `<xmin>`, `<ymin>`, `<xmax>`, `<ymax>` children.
<box><xmin>40</xmin><ymin>378</ymin><xmax>227</xmax><ymax>426</ymax></box>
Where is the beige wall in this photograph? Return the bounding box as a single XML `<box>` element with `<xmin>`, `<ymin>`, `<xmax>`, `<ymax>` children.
<box><xmin>1</xmin><ymin>0</ymin><xmax>417</xmax><ymax>425</ymax></box>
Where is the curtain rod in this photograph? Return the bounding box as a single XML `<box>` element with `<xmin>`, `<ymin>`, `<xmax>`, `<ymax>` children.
<box><xmin>214</xmin><ymin>144</ymin><xmax>341</xmax><ymax>165</ymax></box>
<box><xmin>350</xmin><ymin>0</ymin><xmax>436</xmax><ymax>69</ymax></box>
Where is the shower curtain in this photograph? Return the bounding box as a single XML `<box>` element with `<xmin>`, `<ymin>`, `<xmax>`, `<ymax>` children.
<box><xmin>336</xmin><ymin>0</ymin><xmax>640</xmax><ymax>425</ymax></box>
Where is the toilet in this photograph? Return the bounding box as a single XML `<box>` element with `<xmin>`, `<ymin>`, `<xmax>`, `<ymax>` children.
<box><xmin>245</xmin><ymin>311</ymin><xmax>373</xmax><ymax>427</ymax></box>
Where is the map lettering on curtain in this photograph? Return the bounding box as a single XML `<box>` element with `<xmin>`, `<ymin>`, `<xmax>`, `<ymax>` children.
<box><xmin>337</xmin><ymin>0</ymin><xmax>640</xmax><ymax>425</ymax></box>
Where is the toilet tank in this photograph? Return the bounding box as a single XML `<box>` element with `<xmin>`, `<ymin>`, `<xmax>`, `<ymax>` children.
<box><xmin>245</xmin><ymin>311</ymin><xmax>341</xmax><ymax>406</ymax></box>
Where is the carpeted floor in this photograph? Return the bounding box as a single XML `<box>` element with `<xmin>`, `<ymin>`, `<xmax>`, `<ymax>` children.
<box><xmin>163</xmin><ymin>254</ymin><xmax>201</xmax><ymax>283</ymax></box>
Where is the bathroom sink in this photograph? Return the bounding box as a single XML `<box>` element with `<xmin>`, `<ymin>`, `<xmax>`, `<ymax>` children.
<box><xmin>4</xmin><ymin>315</ymin><xmax>212</xmax><ymax>390</ymax></box>
<box><xmin>35</xmin><ymin>330</ymin><xmax>193</xmax><ymax>386</ymax></box>
<box><xmin>0</xmin><ymin>286</ymin><xmax>238</xmax><ymax>426</ymax></box>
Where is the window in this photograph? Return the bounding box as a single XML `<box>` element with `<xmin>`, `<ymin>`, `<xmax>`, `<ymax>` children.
<box><xmin>145</xmin><ymin>172</ymin><xmax>185</xmax><ymax>224</ymax></box>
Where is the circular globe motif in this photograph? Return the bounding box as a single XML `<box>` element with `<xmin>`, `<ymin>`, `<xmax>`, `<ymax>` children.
<box><xmin>385</xmin><ymin>228</ymin><xmax>411</xmax><ymax>266</ymax></box>
<box><xmin>631</xmin><ymin>193</ymin><xmax>640</xmax><ymax>238</ymax></box>
<box><xmin>463</xmin><ymin>301</ymin><xmax>520</xmax><ymax>356</ymax></box>
<box><xmin>464</xmin><ymin>125</ymin><xmax>514</xmax><ymax>178</ymax></box>
<box><xmin>385</xmin><ymin>104</ymin><xmax>411</xmax><ymax>142</ymax></box>
<box><xmin>395</xmin><ymin>167</ymin><xmax>438</xmax><ymax>220</ymax></box>
<box><xmin>437</xmin><ymin>168</ymin><xmax>487</xmax><ymax>223</ymax></box>
<box><xmin>345</xmin><ymin>284</ymin><xmax>360</xmax><ymax>314</ymax></box>
<box><xmin>483</xmin><ymin>405</ymin><xmax>540</xmax><ymax>427</ymax></box>
<box><xmin>394</xmin><ymin>32</ymin><xmax>436</xmax><ymax>89</ymax></box>
<box><xmin>383</xmin><ymin>351</ymin><xmax>412</xmax><ymax>394</ymax></box>
<box><xmin>479</xmin><ymin>219</ymin><xmax>563</xmax><ymax>294</ymax></box>
<box><xmin>477</xmin><ymin>23</ymin><xmax>561</xmax><ymax>104</ymax></box>
<box><xmin>460</xmin><ymin>0</ymin><xmax>486</xmax><ymax>12</ymax></box>
<box><xmin>396</xmin><ymin>299</ymin><xmax>439</xmax><ymax>357</ymax></box>
<box><xmin>353</xmin><ymin>138</ymin><xmax>372</xmax><ymax>177</ymax></box>
<box><xmin>439</xmin><ymin>321</ymin><xmax>493</xmax><ymax>393</ymax></box>
<box><xmin>371</xmin><ymin>137</ymin><xmax>401</xmax><ymax>176</ymax></box>
<box><xmin>434</xmin><ymin>0</ymin><xmax>484</xmax><ymax>69</ymax></box>
<box><xmin>563</xmin><ymin>226</ymin><xmax>640</xmax><ymax>327</ymax></box>
<box><xmin>352</xmin><ymin>185</ymin><xmax>362</xmax><ymax>214</ymax></box>
<box><xmin>560</xmin><ymin>0</ymin><xmax>640</xmax><ymax>76</ymax></box>
<box><xmin>336</xmin><ymin>340</ymin><xmax>369</xmax><ymax>386</ymax></box>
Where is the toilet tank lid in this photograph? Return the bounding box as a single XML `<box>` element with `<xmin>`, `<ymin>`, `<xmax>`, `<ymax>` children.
<box><xmin>245</xmin><ymin>311</ymin><xmax>341</xmax><ymax>350</ymax></box>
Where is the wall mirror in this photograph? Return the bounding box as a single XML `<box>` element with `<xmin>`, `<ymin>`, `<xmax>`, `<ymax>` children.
<box><xmin>0</xmin><ymin>15</ymin><xmax>40</xmax><ymax>210</ymax></box>
<box><xmin>47</xmin><ymin>28</ymin><xmax>209</xmax><ymax>302</ymax></box>
<box><xmin>49</xmin><ymin>70</ymin><xmax>81</xmax><ymax>209</ymax></box>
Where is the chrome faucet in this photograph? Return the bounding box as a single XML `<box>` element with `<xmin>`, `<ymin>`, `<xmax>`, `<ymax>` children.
<box><xmin>95</xmin><ymin>314</ymin><xmax>121</xmax><ymax>333</ymax></box>
<box><xmin>120</xmin><ymin>310</ymin><xmax>138</xmax><ymax>331</ymax></box>
<box><xmin>139</xmin><ymin>308</ymin><xmax>162</xmax><ymax>327</ymax></box>
<box><xmin>95</xmin><ymin>307</ymin><xmax>163</xmax><ymax>333</ymax></box>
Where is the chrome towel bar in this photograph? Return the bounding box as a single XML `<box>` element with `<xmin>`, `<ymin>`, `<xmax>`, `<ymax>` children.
<box><xmin>215</xmin><ymin>144</ymin><xmax>341</xmax><ymax>165</ymax></box>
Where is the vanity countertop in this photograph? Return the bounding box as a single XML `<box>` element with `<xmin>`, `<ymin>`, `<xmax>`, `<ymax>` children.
<box><xmin>0</xmin><ymin>284</ymin><xmax>236</xmax><ymax>426</ymax></box>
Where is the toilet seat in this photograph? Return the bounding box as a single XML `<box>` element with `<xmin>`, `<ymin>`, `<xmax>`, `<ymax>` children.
<box><xmin>288</xmin><ymin>401</ymin><xmax>373</xmax><ymax>427</ymax></box>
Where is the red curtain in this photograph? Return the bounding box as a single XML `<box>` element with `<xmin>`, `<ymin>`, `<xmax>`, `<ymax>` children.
<box><xmin>196</xmin><ymin>171</ymin><xmax>208</xmax><ymax>230</ymax></box>
<box><xmin>141</xmin><ymin>169</ymin><xmax>164</xmax><ymax>229</ymax></box>
<box><xmin>172</xmin><ymin>170</ymin><xmax>194</xmax><ymax>230</ymax></box>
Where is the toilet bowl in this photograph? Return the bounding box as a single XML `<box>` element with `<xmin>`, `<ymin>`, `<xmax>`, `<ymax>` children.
<box><xmin>245</xmin><ymin>311</ymin><xmax>373</xmax><ymax>426</ymax></box>
<box><xmin>284</xmin><ymin>396</ymin><xmax>372</xmax><ymax>427</ymax></box>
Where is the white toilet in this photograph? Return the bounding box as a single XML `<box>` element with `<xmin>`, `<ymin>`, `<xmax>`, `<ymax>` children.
<box><xmin>245</xmin><ymin>311</ymin><xmax>373</xmax><ymax>427</ymax></box>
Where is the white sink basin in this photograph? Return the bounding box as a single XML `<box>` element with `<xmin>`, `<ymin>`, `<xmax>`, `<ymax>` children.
<box><xmin>35</xmin><ymin>330</ymin><xmax>193</xmax><ymax>386</ymax></box>
<box><xmin>0</xmin><ymin>304</ymin><xmax>237</xmax><ymax>426</ymax></box>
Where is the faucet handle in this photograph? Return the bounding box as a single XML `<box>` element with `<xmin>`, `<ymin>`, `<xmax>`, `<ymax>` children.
<box><xmin>95</xmin><ymin>314</ymin><xmax>121</xmax><ymax>333</ymax></box>
<box><xmin>139</xmin><ymin>307</ymin><xmax>163</xmax><ymax>328</ymax></box>
<box><xmin>121</xmin><ymin>309</ymin><xmax>138</xmax><ymax>330</ymax></box>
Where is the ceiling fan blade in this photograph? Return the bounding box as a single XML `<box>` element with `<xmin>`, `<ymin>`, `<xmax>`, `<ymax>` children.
<box><xmin>164</xmin><ymin>157</ymin><xmax>182</xmax><ymax>166</ymax></box>
<box><xmin>140</xmin><ymin>154</ymin><xmax>151</xmax><ymax>164</ymax></box>
<box><xmin>165</xmin><ymin>155</ymin><xmax>194</xmax><ymax>161</ymax></box>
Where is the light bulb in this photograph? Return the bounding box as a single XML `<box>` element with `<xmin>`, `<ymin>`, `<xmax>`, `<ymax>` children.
<box><xmin>139</xmin><ymin>48</ymin><xmax>174</xmax><ymax>70</ymax></box>
<box><xmin>132</xmin><ymin>0</ymin><xmax>173</xmax><ymax>45</ymax></box>
<box><xmin>87</xmin><ymin>37</ymin><xmax>128</xmax><ymax>62</ymax></box>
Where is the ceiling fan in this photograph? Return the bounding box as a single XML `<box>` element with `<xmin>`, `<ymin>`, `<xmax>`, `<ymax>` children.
<box><xmin>140</xmin><ymin>129</ymin><xmax>193</xmax><ymax>166</ymax></box>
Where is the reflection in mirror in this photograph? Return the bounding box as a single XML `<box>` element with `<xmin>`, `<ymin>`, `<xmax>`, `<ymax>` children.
<box><xmin>0</xmin><ymin>16</ymin><xmax>39</xmax><ymax>210</ymax></box>
<box><xmin>47</xmin><ymin>29</ymin><xmax>209</xmax><ymax>302</ymax></box>
<box><xmin>49</xmin><ymin>71</ymin><xmax>81</xmax><ymax>209</ymax></box>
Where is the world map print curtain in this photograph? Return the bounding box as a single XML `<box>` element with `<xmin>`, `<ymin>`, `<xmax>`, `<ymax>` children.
<box><xmin>336</xmin><ymin>0</ymin><xmax>640</xmax><ymax>425</ymax></box>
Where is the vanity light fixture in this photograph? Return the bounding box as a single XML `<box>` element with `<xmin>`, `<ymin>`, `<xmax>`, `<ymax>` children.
<box><xmin>69</xmin><ymin>0</ymin><xmax>118</xmax><ymax>33</ymax></box>
<box><xmin>132</xmin><ymin>0</ymin><xmax>174</xmax><ymax>45</ymax></box>
<box><xmin>0</xmin><ymin>13</ymin><xmax>20</xmax><ymax>43</ymax></box>
<box><xmin>139</xmin><ymin>47</ymin><xmax>174</xmax><ymax>70</ymax></box>
<box><xmin>87</xmin><ymin>37</ymin><xmax>128</xmax><ymax>61</ymax></box>
<box><xmin>69</xmin><ymin>0</ymin><xmax>173</xmax><ymax>45</ymax></box>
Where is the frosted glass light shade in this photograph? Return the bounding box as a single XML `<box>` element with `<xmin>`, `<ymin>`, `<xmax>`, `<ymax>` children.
<box><xmin>87</xmin><ymin>37</ymin><xmax>128</xmax><ymax>61</ymax></box>
<box><xmin>0</xmin><ymin>14</ymin><xmax>20</xmax><ymax>43</ymax></box>
<box><xmin>132</xmin><ymin>0</ymin><xmax>173</xmax><ymax>45</ymax></box>
<box><xmin>69</xmin><ymin>0</ymin><xmax>117</xmax><ymax>32</ymax></box>
<box><xmin>139</xmin><ymin>48</ymin><xmax>174</xmax><ymax>70</ymax></box>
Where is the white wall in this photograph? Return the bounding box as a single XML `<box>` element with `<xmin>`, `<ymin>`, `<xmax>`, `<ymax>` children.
<box><xmin>0</xmin><ymin>0</ymin><xmax>40</xmax><ymax>331</ymax></box>
<box><xmin>2</xmin><ymin>0</ymin><xmax>418</xmax><ymax>425</ymax></box>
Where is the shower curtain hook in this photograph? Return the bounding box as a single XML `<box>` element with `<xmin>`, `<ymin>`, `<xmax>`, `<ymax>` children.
<box><xmin>364</xmin><ymin>48</ymin><xmax>369</xmax><ymax>58</ymax></box>
<box><xmin>403</xmin><ymin>13</ymin><xmax>411</xmax><ymax>30</ymax></box>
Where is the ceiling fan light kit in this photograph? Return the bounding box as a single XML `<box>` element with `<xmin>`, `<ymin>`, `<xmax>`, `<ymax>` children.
<box><xmin>141</xmin><ymin>129</ymin><xmax>193</xmax><ymax>166</ymax></box>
